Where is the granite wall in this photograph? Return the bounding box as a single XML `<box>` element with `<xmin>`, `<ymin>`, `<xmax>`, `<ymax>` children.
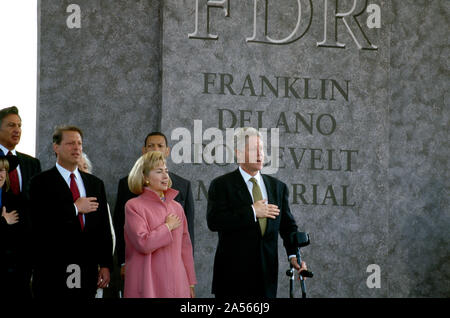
<box><xmin>161</xmin><ymin>0</ymin><xmax>392</xmax><ymax>298</ymax></box>
<box><xmin>37</xmin><ymin>0</ymin><xmax>449</xmax><ymax>298</ymax></box>
<box><xmin>37</xmin><ymin>0</ymin><xmax>162</xmax><ymax>297</ymax></box>
<box><xmin>387</xmin><ymin>0</ymin><xmax>449</xmax><ymax>297</ymax></box>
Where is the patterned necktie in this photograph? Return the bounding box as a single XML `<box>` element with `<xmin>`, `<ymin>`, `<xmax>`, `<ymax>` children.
<box><xmin>250</xmin><ymin>177</ymin><xmax>266</xmax><ymax>236</ymax></box>
<box><xmin>7</xmin><ymin>151</ymin><xmax>20</xmax><ymax>195</ymax></box>
<box><xmin>70</xmin><ymin>173</ymin><xmax>84</xmax><ymax>230</ymax></box>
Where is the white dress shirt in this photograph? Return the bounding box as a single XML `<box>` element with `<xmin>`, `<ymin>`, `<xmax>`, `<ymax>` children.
<box><xmin>0</xmin><ymin>144</ymin><xmax>23</xmax><ymax>191</ymax></box>
<box><xmin>238</xmin><ymin>166</ymin><xmax>268</xmax><ymax>221</ymax></box>
<box><xmin>56</xmin><ymin>162</ymin><xmax>86</xmax><ymax>224</ymax></box>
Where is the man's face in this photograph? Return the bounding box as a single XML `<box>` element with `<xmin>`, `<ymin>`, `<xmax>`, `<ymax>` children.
<box><xmin>142</xmin><ymin>135</ymin><xmax>170</xmax><ymax>158</ymax></box>
<box><xmin>53</xmin><ymin>131</ymin><xmax>83</xmax><ymax>170</ymax></box>
<box><xmin>238</xmin><ymin>135</ymin><xmax>264</xmax><ymax>175</ymax></box>
<box><xmin>0</xmin><ymin>114</ymin><xmax>22</xmax><ymax>150</ymax></box>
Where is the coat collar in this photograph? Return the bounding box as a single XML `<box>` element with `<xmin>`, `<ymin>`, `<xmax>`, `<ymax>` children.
<box><xmin>142</xmin><ymin>187</ymin><xmax>179</xmax><ymax>202</ymax></box>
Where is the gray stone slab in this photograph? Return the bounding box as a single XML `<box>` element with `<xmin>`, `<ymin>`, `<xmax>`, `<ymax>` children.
<box><xmin>35</xmin><ymin>0</ymin><xmax>449</xmax><ymax>298</ymax></box>
<box><xmin>162</xmin><ymin>0</ymin><xmax>392</xmax><ymax>298</ymax></box>
<box><xmin>38</xmin><ymin>0</ymin><xmax>161</xmax><ymax>209</ymax></box>
<box><xmin>37</xmin><ymin>0</ymin><xmax>162</xmax><ymax>298</ymax></box>
<box><xmin>387</xmin><ymin>0</ymin><xmax>450</xmax><ymax>297</ymax></box>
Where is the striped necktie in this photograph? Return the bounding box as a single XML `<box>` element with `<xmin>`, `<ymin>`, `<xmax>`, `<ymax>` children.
<box><xmin>250</xmin><ymin>177</ymin><xmax>266</xmax><ymax>236</ymax></box>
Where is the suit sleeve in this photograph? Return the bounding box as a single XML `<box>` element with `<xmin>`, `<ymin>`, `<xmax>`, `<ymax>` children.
<box><xmin>97</xmin><ymin>180</ymin><xmax>113</xmax><ymax>269</ymax></box>
<box><xmin>20</xmin><ymin>156</ymin><xmax>41</xmax><ymax>204</ymax></box>
<box><xmin>279</xmin><ymin>183</ymin><xmax>299</xmax><ymax>257</ymax></box>
<box><xmin>183</xmin><ymin>180</ymin><xmax>195</xmax><ymax>248</ymax></box>
<box><xmin>29</xmin><ymin>175</ymin><xmax>79</xmax><ymax>262</ymax></box>
<box><xmin>207</xmin><ymin>178</ymin><xmax>256</xmax><ymax>232</ymax></box>
<box><xmin>0</xmin><ymin>209</ymin><xmax>9</xmax><ymax>240</ymax></box>
<box><xmin>34</xmin><ymin>158</ymin><xmax>42</xmax><ymax>175</ymax></box>
<box><xmin>113</xmin><ymin>178</ymin><xmax>127</xmax><ymax>266</ymax></box>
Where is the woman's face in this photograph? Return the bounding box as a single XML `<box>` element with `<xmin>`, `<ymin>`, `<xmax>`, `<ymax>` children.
<box><xmin>145</xmin><ymin>161</ymin><xmax>169</xmax><ymax>195</ymax></box>
<box><xmin>78</xmin><ymin>157</ymin><xmax>89</xmax><ymax>173</ymax></box>
<box><xmin>0</xmin><ymin>167</ymin><xmax>7</xmax><ymax>189</ymax></box>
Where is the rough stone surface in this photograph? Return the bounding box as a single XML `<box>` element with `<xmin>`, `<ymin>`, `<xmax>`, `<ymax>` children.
<box><xmin>161</xmin><ymin>0</ymin><xmax>390</xmax><ymax>298</ymax></box>
<box><xmin>38</xmin><ymin>0</ymin><xmax>161</xmax><ymax>210</ymax></box>
<box><xmin>38</xmin><ymin>0</ymin><xmax>161</xmax><ymax>297</ymax></box>
<box><xmin>37</xmin><ymin>0</ymin><xmax>449</xmax><ymax>298</ymax></box>
<box><xmin>387</xmin><ymin>0</ymin><xmax>449</xmax><ymax>297</ymax></box>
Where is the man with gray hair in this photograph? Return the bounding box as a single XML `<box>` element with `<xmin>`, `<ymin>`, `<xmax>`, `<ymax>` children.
<box><xmin>207</xmin><ymin>127</ymin><xmax>306</xmax><ymax>298</ymax></box>
<box><xmin>0</xmin><ymin>106</ymin><xmax>41</xmax><ymax>299</ymax></box>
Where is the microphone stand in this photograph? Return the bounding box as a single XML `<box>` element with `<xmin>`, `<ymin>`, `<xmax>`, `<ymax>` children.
<box><xmin>286</xmin><ymin>232</ymin><xmax>313</xmax><ymax>298</ymax></box>
<box><xmin>287</xmin><ymin>264</ymin><xmax>295</xmax><ymax>298</ymax></box>
<box><xmin>296</xmin><ymin>247</ymin><xmax>307</xmax><ymax>298</ymax></box>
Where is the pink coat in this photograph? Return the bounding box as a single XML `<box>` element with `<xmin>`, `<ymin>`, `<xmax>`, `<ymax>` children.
<box><xmin>123</xmin><ymin>187</ymin><xmax>196</xmax><ymax>298</ymax></box>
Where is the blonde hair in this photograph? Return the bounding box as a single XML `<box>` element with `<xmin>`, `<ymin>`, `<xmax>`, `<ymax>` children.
<box><xmin>128</xmin><ymin>151</ymin><xmax>172</xmax><ymax>195</ymax></box>
<box><xmin>0</xmin><ymin>157</ymin><xmax>10</xmax><ymax>191</ymax></box>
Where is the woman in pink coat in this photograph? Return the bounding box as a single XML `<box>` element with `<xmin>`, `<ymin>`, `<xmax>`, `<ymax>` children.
<box><xmin>123</xmin><ymin>151</ymin><xmax>196</xmax><ymax>298</ymax></box>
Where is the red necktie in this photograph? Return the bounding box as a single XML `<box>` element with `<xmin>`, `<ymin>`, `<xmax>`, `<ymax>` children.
<box><xmin>7</xmin><ymin>151</ymin><xmax>20</xmax><ymax>195</ymax></box>
<box><xmin>70</xmin><ymin>173</ymin><xmax>84</xmax><ymax>230</ymax></box>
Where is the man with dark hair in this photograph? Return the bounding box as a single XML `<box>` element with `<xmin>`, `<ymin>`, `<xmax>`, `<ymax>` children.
<box><xmin>0</xmin><ymin>106</ymin><xmax>41</xmax><ymax>298</ymax></box>
<box><xmin>113</xmin><ymin>132</ymin><xmax>195</xmax><ymax>281</ymax></box>
<box><xmin>29</xmin><ymin>125</ymin><xmax>113</xmax><ymax>298</ymax></box>
<box><xmin>52</xmin><ymin>125</ymin><xmax>83</xmax><ymax>145</ymax></box>
<box><xmin>0</xmin><ymin>106</ymin><xmax>41</xmax><ymax>200</ymax></box>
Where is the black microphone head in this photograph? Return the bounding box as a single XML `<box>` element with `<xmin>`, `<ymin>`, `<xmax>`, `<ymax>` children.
<box><xmin>290</xmin><ymin>232</ymin><xmax>310</xmax><ymax>247</ymax></box>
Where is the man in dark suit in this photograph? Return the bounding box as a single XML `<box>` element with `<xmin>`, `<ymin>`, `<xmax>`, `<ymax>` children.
<box><xmin>29</xmin><ymin>126</ymin><xmax>112</xmax><ymax>298</ymax></box>
<box><xmin>113</xmin><ymin>132</ymin><xmax>195</xmax><ymax>280</ymax></box>
<box><xmin>207</xmin><ymin>127</ymin><xmax>307</xmax><ymax>298</ymax></box>
<box><xmin>0</xmin><ymin>106</ymin><xmax>41</xmax><ymax>298</ymax></box>
<box><xmin>0</xmin><ymin>107</ymin><xmax>41</xmax><ymax>200</ymax></box>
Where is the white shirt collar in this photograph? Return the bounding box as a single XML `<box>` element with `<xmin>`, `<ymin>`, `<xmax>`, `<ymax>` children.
<box><xmin>238</xmin><ymin>166</ymin><xmax>262</xmax><ymax>185</ymax></box>
<box><xmin>56</xmin><ymin>162</ymin><xmax>81</xmax><ymax>181</ymax></box>
<box><xmin>0</xmin><ymin>144</ymin><xmax>16</xmax><ymax>156</ymax></box>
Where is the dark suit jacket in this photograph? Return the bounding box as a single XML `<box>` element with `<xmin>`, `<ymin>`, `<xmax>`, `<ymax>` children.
<box><xmin>16</xmin><ymin>151</ymin><xmax>41</xmax><ymax>202</ymax></box>
<box><xmin>16</xmin><ymin>152</ymin><xmax>41</xmax><ymax>244</ymax></box>
<box><xmin>0</xmin><ymin>150</ymin><xmax>41</xmax><ymax>297</ymax></box>
<box><xmin>207</xmin><ymin>169</ymin><xmax>298</xmax><ymax>298</ymax></box>
<box><xmin>113</xmin><ymin>171</ymin><xmax>195</xmax><ymax>266</ymax></box>
<box><xmin>29</xmin><ymin>167</ymin><xmax>113</xmax><ymax>298</ymax></box>
<box><xmin>0</xmin><ymin>151</ymin><xmax>39</xmax><ymax>266</ymax></box>
<box><xmin>0</xmin><ymin>189</ymin><xmax>32</xmax><ymax>298</ymax></box>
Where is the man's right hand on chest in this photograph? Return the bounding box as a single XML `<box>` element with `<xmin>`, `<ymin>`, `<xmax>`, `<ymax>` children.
<box><xmin>75</xmin><ymin>197</ymin><xmax>99</xmax><ymax>214</ymax></box>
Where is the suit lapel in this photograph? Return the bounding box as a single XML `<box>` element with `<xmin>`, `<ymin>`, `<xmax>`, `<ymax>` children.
<box><xmin>262</xmin><ymin>174</ymin><xmax>276</xmax><ymax>235</ymax></box>
<box><xmin>262</xmin><ymin>175</ymin><xmax>276</xmax><ymax>204</ymax></box>
<box><xmin>16</xmin><ymin>153</ymin><xmax>28</xmax><ymax>188</ymax></box>
<box><xmin>49</xmin><ymin>167</ymin><xmax>75</xmax><ymax>203</ymax></box>
<box><xmin>232</xmin><ymin>169</ymin><xmax>253</xmax><ymax>205</ymax></box>
<box><xmin>79</xmin><ymin>171</ymin><xmax>93</xmax><ymax>230</ymax></box>
<box><xmin>79</xmin><ymin>171</ymin><xmax>91</xmax><ymax>196</ymax></box>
